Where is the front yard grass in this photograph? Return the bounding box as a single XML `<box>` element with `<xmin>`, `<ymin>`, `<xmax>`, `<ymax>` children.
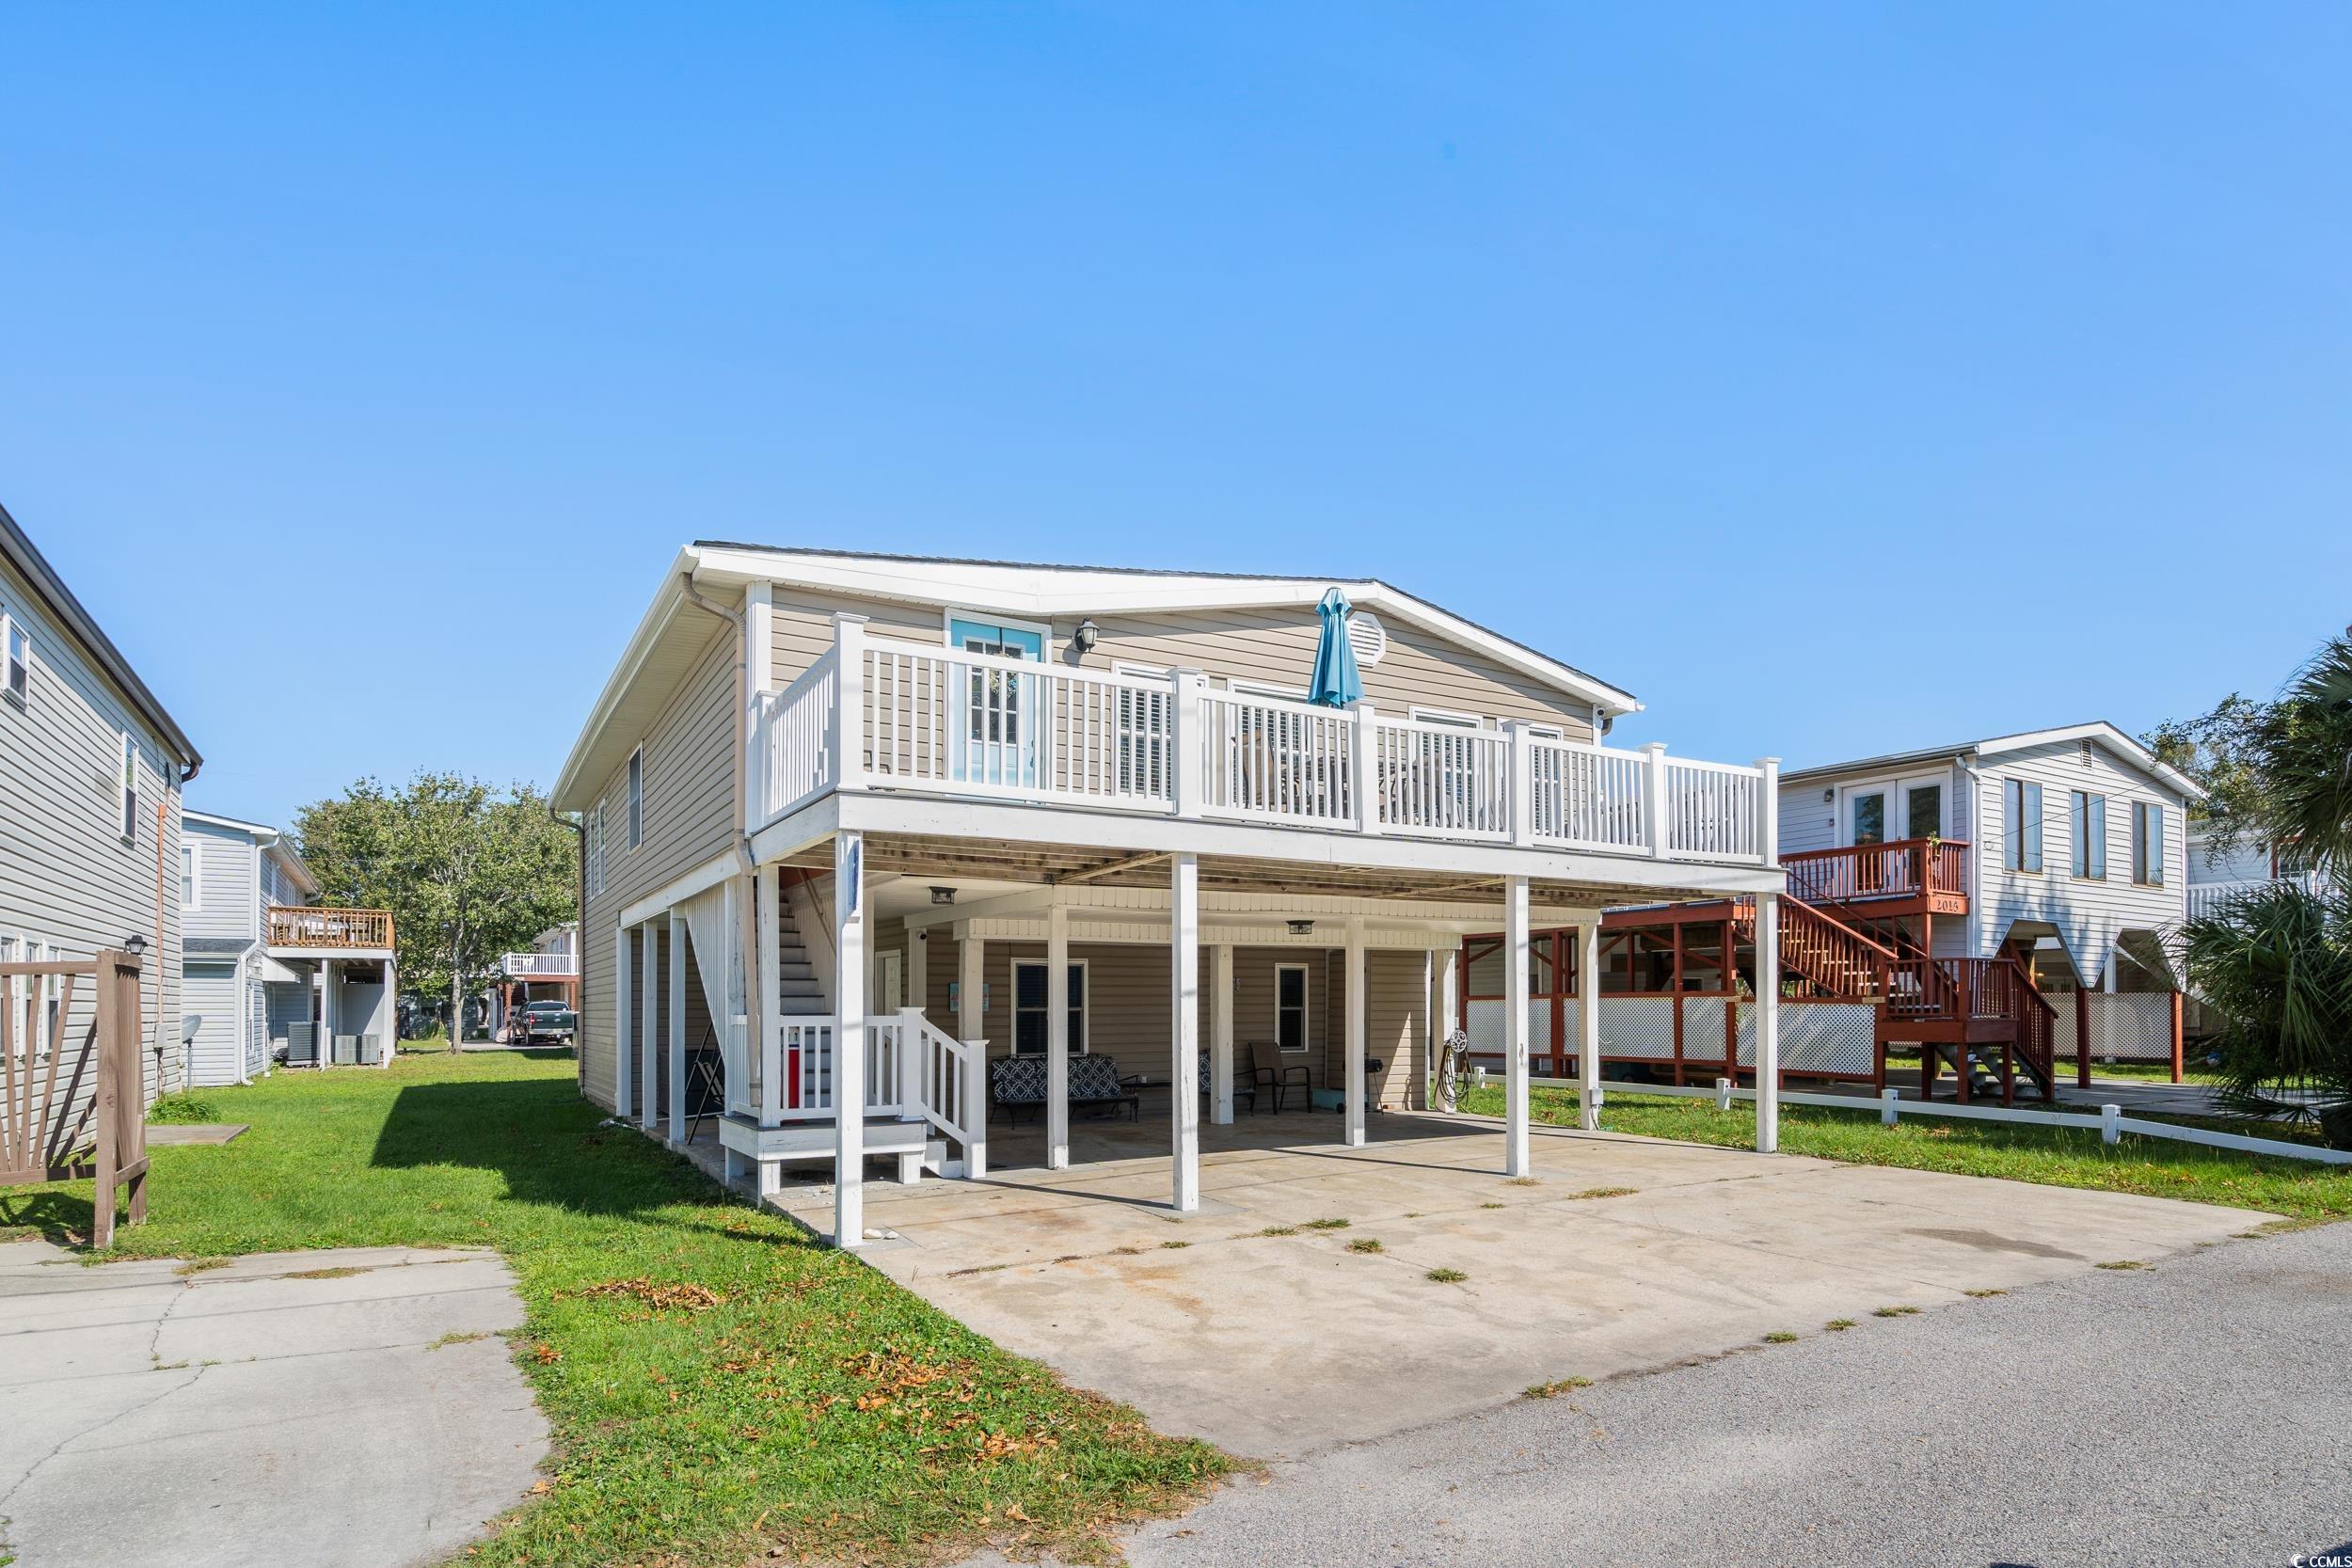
<box><xmin>0</xmin><ymin>1051</ymin><xmax>1227</xmax><ymax>1567</ymax></box>
<box><xmin>1456</xmin><ymin>1083</ymin><xmax>2352</xmax><ymax>1226</ymax></box>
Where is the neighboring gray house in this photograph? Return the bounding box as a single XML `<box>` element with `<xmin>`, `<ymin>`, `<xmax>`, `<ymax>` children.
<box><xmin>0</xmin><ymin>499</ymin><xmax>202</xmax><ymax>1120</ymax></box>
<box><xmin>181</xmin><ymin>811</ymin><xmax>325</xmax><ymax>1085</ymax></box>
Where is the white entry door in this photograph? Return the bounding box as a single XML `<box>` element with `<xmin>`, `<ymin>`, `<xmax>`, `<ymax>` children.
<box><xmin>875</xmin><ymin>950</ymin><xmax>903</xmax><ymax>1017</ymax></box>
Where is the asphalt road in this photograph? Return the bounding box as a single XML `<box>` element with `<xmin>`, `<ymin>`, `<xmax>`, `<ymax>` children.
<box><xmin>1113</xmin><ymin>1221</ymin><xmax>2352</xmax><ymax>1568</ymax></box>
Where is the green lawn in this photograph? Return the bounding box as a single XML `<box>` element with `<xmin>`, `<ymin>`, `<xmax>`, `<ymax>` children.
<box><xmin>1458</xmin><ymin>1083</ymin><xmax>2352</xmax><ymax>1226</ymax></box>
<box><xmin>0</xmin><ymin>1053</ymin><xmax>1226</xmax><ymax>1566</ymax></box>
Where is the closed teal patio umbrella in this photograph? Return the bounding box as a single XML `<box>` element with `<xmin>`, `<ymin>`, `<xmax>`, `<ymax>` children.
<box><xmin>1308</xmin><ymin>588</ymin><xmax>1364</xmax><ymax>708</ymax></box>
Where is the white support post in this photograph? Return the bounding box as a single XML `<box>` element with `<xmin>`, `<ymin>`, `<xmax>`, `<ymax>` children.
<box><xmin>1349</xmin><ymin>699</ymin><xmax>1380</xmax><ymax>834</ymax></box>
<box><xmin>834</xmin><ymin>831</ymin><xmax>867</xmax><ymax>1248</ymax></box>
<box><xmin>1169</xmin><ymin>852</ymin><xmax>1201</xmax><ymax>1212</ymax></box>
<box><xmin>1210</xmin><ymin>942</ymin><xmax>1234</xmax><ymax>1126</ymax></box>
<box><xmin>1504</xmin><ymin>876</ymin><xmax>1532</xmax><ymax>1176</ymax></box>
<box><xmin>1505</xmin><ymin>720</ymin><xmax>1535</xmax><ymax>847</ymax></box>
<box><xmin>1578</xmin><ymin>916</ymin><xmax>1601</xmax><ymax>1132</ymax></box>
<box><xmin>380</xmin><ymin>961</ymin><xmax>396</xmax><ymax>1068</ymax></box>
<box><xmin>1715</xmin><ymin>1076</ymin><xmax>1733</xmax><ymax>1112</ymax></box>
<box><xmin>1881</xmin><ymin>1087</ymin><xmax>1899</xmax><ymax>1126</ymax></box>
<box><xmin>834</xmin><ymin>614</ymin><xmax>868</xmax><ymax>793</ymax></box>
<box><xmin>667</xmin><ymin>911</ymin><xmax>688</xmax><ymax>1145</ymax></box>
<box><xmin>1757</xmin><ymin>756</ymin><xmax>1781</xmax><ymax>867</ymax></box>
<box><xmin>640</xmin><ymin>924</ymin><xmax>660</xmax><ymax>1132</ymax></box>
<box><xmin>1437</xmin><ymin>945</ymin><xmax>1460</xmax><ymax>1109</ymax></box>
<box><xmin>1756</xmin><ymin>890</ymin><xmax>1782</xmax><ymax>1154</ymax></box>
<box><xmin>2100</xmin><ymin>1102</ymin><xmax>2122</xmax><ymax>1145</ymax></box>
<box><xmin>908</xmin><ymin>927</ymin><xmax>929</xmax><ymax>1027</ymax></box>
<box><xmin>1047</xmin><ymin>902</ymin><xmax>1071</xmax><ymax>1171</ymax></box>
<box><xmin>612</xmin><ymin>928</ymin><xmax>632</xmax><ymax>1116</ymax></box>
<box><xmin>1643</xmin><ymin>742</ymin><xmax>1670</xmax><ymax>858</ymax></box>
<box><xmin>1170</xmin><ymin>668</ymin><xmax>1205</xmax><ymax>818</ymax></box>
<box><xmin>1344</xmin><ymin>917</ymin><xmax>1368</xmax><ymax>1148</ymax></box>
<box><xmin>959</xmin><ymin>928</ymin><xmax>987</xmax><ymax>1179</ymax></box>
<box><xmin>323</xmin><ymin>959</ymin><xmax>338</xmax><ymax>1067</ymax></box>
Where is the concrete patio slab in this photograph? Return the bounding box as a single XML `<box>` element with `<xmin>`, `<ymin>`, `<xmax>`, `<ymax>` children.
<box><xmin>0</xmin><ymin>1240</ymin><xmax>548</xmax><ymax>1568</ymax></box>
<box><xmin>771</xmin><ymin>1109</ymin><xmax>2271</xmax><ymax>1459</ymax></box>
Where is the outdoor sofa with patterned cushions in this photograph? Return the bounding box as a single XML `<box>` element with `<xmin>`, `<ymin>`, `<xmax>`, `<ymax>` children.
<box><xmin>988</xmin><ymin>1052</ymin><xmax>1141</xmax><ymax>1123</ymax></box>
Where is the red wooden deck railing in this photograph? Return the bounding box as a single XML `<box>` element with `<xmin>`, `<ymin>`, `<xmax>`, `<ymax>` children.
<box><xmin>1782</xmin><ymin>837</ymin><xmax>1968</xmax><ymax>908</ymax></box>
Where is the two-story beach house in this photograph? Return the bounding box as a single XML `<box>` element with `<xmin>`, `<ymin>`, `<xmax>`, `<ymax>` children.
<box><xmin>0</xmin><ymin>499</ymin><xmax>201</xmax><ymax>1173</ymax></box>
<box><xmin>494</xmin><ymin>923</ymin><xmax>580</xmax><ymax>1037</ymax></box>
<box><xmin>551</xmin><ymin>544</ymin><xmax>1789</xmax><ymax>1248</ymax></box>
<box><xmin>179</xmin><ymin>811</ymin><xmax>400</xmax><ymax>1083</ymax></box>
<box><xmin>1581</xmin><ymin>722</ymin><xmax>2201</xmax><ymax>1102</ymax></box>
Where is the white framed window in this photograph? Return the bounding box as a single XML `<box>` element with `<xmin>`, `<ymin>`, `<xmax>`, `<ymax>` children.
<box><xmin>183</xmin><ymin>842</ymin><xmax>201</xmax><ymax>911</ymax></box>
<box><xmin>584</xmin><ymin>803</ymin><xmax>607</xmax><ymax>898</ymax></box>
<box><xmin>626</xmin><ymin>748</ymin><xmax>644</xmax><ymax>850</ymax></box>
<box><xmin>1011</xmin><ymin>958</ymin><xmax>1086</xmax><ymax>1056</ymax></box>
<box><xmin>2071</xmin><ymin>791</ymin><xmax>2106</xmax><ymax>880</ymax></box>
<box><xmin>2004</xmin><ymin>778</ymin><xmax>2042</xmax><ymax>873</ymax></box>
<box><xmin>2133</xmin><ymin>801</ymin><xmax>2166</xmax><ymax>886</ymax></box>
<box><xmin>1408</xmin><ymin>706</ymin><xmax>1486</xmax><ymax>729</ymax></box>
<box><xmin>1</xmin><ymin>612</ymin><xmax>26</xmax><ymax>705</ymax></box>
<box><xmin>1274</xmin><ymin>962</ymin><xmax>1310</xmax><ymax>1053</ymax></box>
<box><xmin>119</xmin><ymin>733</ymin><xmax>138</xmax><ymax>843</ymax></box>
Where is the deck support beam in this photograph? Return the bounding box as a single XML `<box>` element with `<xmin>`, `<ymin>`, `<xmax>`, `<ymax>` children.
<box><xmin>667</xmin><ymin>911</ymin><xmax>687</xmax><ymax>1145</ymax></box>
<box><xmin>1210</xmin><ymin>942</ymin><xmax>1234</xmax><ymax>1125</ymax></box>
<box><xmin>834</xmin><ymin>831</ymin><xmax>867</xmax><ymax>1248</ymax></box>
<box><xmin>1047</xmin><ymin>904</ymin><xmax>1071</xmax><ymax>1169</ymax></box>
<box><xmin>612</xmin><ymin>929</ymin><xmax>632</xmax><ymax>1117</ymax></box>
<box><xmin>1169</xmin><ymin>852</ymin><xmax>1200</xmax><ymax>1212</ymax></box>
<box><xmin>1503</xmin><ymin>875</ymin><xmax>1531</xmax><ymax>1177</ymax></box>
<box><xmin>1755</xmin><ymin>890</ymin><xmax>1781</xmax><ymax>1153</ymax></box>
<box><xmin>1344</xmin><ymin>918</ymin><xmax>1368</xmax><ymax>1148</ymax></box>
<box><xmin>1579</xmin><ymin>917</ymin><xmax>1601</xmax><ymax>1132</ymax></box>
<box><xmin>639</xmin><ymin>927</ymin><xmax>660</xmax><ymax>1132</ymax></box>
<box><xmin>959</xmin><ymin>927</ymin><xmax>987</xmax><ymax>1179</ymax></box>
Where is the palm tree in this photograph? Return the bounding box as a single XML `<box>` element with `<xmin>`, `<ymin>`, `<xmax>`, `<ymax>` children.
<box><xmin>2177</xmin><ymin>882</ymin><xmax>2352</xmax><ymax>1142</ymax></box>
<box><xmin>2256</xmin><ymin>633</ymin><xmax>2352</xmax><ymax>872</ymax></box>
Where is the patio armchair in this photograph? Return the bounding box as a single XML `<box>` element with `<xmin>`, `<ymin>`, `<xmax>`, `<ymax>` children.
<box><xmin>1197</xmin><ymin>1051</ymin><xmax>1260</xmax><ymax>1115</ymax></box>
<box><xmin>1248</xmin><ymin>1039</ymin><xmax>1311</xmax><ymax>1114</ymax></box>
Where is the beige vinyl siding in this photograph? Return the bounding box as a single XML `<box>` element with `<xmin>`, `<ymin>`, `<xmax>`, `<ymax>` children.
<box><xmin>770</xmin><ymin>591</ymin><xmax>1598</xmax><ymax>738</ymax></box>
<box><xmin>580</xmin><ymin>623</ymin><xmax>739</xmax><ymax>1109</ymax></box>
<box><xmin>0</xmin><ymin>553</ymin><xmax>184</xmax><ymax>1132</ymax></box>
<box><xmin>904</xmin><ymin>935</ymin><xmax>1424</xmax><ymax>1108</ymax></box>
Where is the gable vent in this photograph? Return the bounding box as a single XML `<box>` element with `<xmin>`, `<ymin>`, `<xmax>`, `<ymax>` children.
<box><xmin>1347</xmin><ymin>610</ymin><xmax>1388</xmax><ymax>667</ymax></box>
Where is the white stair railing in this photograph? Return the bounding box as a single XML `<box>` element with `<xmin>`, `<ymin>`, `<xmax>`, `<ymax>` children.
<box><xmin>752</xmin><ymin>1009</ymin><xmax>982</xmax><ymax>1153</ymax></box>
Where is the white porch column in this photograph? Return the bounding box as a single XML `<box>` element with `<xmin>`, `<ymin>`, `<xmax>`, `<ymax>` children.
<box><xmin>908</xmin><ymin>927</ymin><xmax>929</xmax><ymax>1027</ymax></box>
<box><xmin>1503</xmin><ymin>876</ymin><xmax>1532</xmax><ymax>1176</ymax></box>
<box><xmin>834</xmin><ymin>831</ymin><xmax>867</xmax><ymax>1247</ymax></box>
<box><xmin>1210</xmin><ymin>942</ymin><xmax>1234</xmax><ymax>1126</ymax></box>
<box><xmin>667</xmin><ymin>911</ymin><xmax>688</xmax><ymax>1146</ymax></box>
<box><xmin>639</xmin><ymin>923</ymin><xmax>660</xmax><ymax>1132</ymax></box>
<box><xmin>1343</xmin><ymin>918</ymin><xmax>1368</xmax><ymax>1148</ymax></box>
<box><xmin>381</xmin><ymin>960</ymin><xmax>396</xmax><ymax>1068</ymax></box>
<box><xmin>612</xmin><ymin>927</ymin><xmax>632</xmax><ymax>1115</ymax></box>
<box><xmin>1579</xmin><ymin>918</ymin><xmax>1601</xmax><ymax>1132</ymax></box>
<box><xmin>1756</xmin><ymin>890</ymin><xmax>1782</xmax><ymax>1154</ymax></box>
<box><xmin>959</xmin><ymin>927</ymin><xmax>987</xmax><ymax>1179</ymax></box>
<box><xmin>1435</xmin><ymin>947</ymin><xmax>1458</xmax><ymax>1110</ymax></box>
<box><xmin>1047</xmin><ymin>902</ymin><xmax>1071</xmax><ymax>1171</ymax></box>
<box><xmin>1169</xmin><ymin>852</ymin><xmax>1201</xmax><ymax>1212</ymax></box>
<box><xmin>756</xmin><ymin>874</ymin><xmax>783</xmax><ymax>1125</ymax></box>
<box><xmin>323</xmin><ymin>959</ymin><xmax>338</xmax><ymax>1067</ymax></box>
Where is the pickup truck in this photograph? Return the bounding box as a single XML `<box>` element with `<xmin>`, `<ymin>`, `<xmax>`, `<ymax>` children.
<box><xmin>511</xmin><ymin>999</ymin><xmax>578</xmax><ymax>1045</ymax></box>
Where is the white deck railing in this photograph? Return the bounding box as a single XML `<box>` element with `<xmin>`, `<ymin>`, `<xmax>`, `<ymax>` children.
<box><xmin>501</xmin><ymin>952</ymin><xmax>580</xmax><ymax>978</ymax></box>
<box><xmin>748</xmin><ymin>1007</ymin><xmax>980</xmax><ymax>1149</ymax></box>
<box><xmin>2185</xmin><ymin>872</ymin><xmax>2325</xmax><ymax>921</ymax></box>
<box><xmin>748</xmin><ymin>615</ymin><xmax>1772</xmax><ymax>865</ymax></box>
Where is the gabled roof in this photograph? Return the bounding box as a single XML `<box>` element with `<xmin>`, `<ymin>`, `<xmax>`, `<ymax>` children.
<box><xmin>1779</xmin><ymin>721</ymin><xmax>2205</xmax><ymax>801</ymax></box>
<box><xmin>184</xmin><ymin>809</ymin><xmax>320</xmax><ymax>896</ymax></box>
<box><xmin>0</xmin><ymin>499</ymin><xmax>200</xmax><ymax>775</ymax></box>
<box><xmin>554</xmin><ymin>543</ymin><xmax>1642</xmax><ymax>811</ymax></box>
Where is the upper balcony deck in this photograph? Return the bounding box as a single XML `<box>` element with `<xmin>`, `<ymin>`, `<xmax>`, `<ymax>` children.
<box><xmin>502</xmin><ymin>950</ymin><xmax>580</xmax><ymax>979</ymax></box>
<box><xmin>1780</xmin><ymin>836</ymin><xmax>1971</xmax><ymax>918</ymax></box>
<box><xmin>748</xmin><ymin>617</ymin><xmax>1775</xmax><ymax>874</ymax></box>
<box><xmin>266</xmin><ymin>905</ymin><xmax>395</xmax><ymax>955</ymax></box>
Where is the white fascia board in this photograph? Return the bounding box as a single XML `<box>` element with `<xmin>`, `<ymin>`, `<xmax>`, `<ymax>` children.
<box><xmin>552</xmin><ymin>549</ymin><xmax>704</xmax><ymax>813</ymax></box>
<box><xmin>687</xmin><ymin>545</ymin><xmax>1640</xmax><ymax>718</ymax></box>
<box><xmin>186</xmin><ymin>809</ymin><xmax>279</xmax><ymax>839</ymax></box>
<box><xmin>904</xmin><ymin>882</ymin><xmax>1594</xmax><ymax>934</ymax></box>
<box><xmin>751</xmin><ymin>790</ymin><xmax>1783</xmax><ymax>896</ymax></box>
<box><xmin>962</xmin><ymin>915</ymin><xmax>1483</xmax><ymax>948</ymax></box>
<box><xmin>1974</xmin><ymin>722</ymin><xmax>2207</xmax><ymax>802</ymax></box>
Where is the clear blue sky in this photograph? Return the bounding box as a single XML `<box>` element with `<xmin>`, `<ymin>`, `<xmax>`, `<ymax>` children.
<box><xmin>5</xmin><ymin>5</ymin><xmax>2346</xmax><ymax>830</ymax></box>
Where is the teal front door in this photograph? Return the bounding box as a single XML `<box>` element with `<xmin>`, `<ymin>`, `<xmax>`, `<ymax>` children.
<box><xmin>948</xmin><ymin>617</ymin><xmax>1044</xmax><ymax>787</ymax></box>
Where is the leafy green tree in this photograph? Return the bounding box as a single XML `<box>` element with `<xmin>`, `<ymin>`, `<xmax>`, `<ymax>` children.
<box><xmin>2249</xmin><ymin>633</ymin><xmax>2352</xmax><ymax>874</ymax></box>
<box><xmin>2178</xmin><ymin>883</ymin><xmax>2352</xmax><ymax>1144</ymax></box>
<box><xmin>2143</xmin><ymin>692</ymin><xmax>2272</xmax><ymax>863</ymax></box>
<box><xmin>295</xmin><ymin>773</ymin><xmax>577</xmax><ymax>1048</ymax></box>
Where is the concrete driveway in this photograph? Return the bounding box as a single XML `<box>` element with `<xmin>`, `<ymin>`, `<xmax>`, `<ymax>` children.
<box><xmin>0</xmin><ymin>1240</ymin><xmax>548</xmax><ymax>1568</ymax></box>
<box><xmin>783</xmin><ymin>1109</ymin><xmax>2270</xmax><ymax>1458</ymax></box>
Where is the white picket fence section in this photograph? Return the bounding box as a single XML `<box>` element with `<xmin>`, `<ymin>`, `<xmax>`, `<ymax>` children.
<box><xmin>748</xmin><ymin>620</ymin><xmax>1774</xmax><ymax>864</ymax></box>
<box><xmin>1554</xmin><ymin>1080</ymin><xmax>2352</xmax><ymax>1166</ymax></box>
